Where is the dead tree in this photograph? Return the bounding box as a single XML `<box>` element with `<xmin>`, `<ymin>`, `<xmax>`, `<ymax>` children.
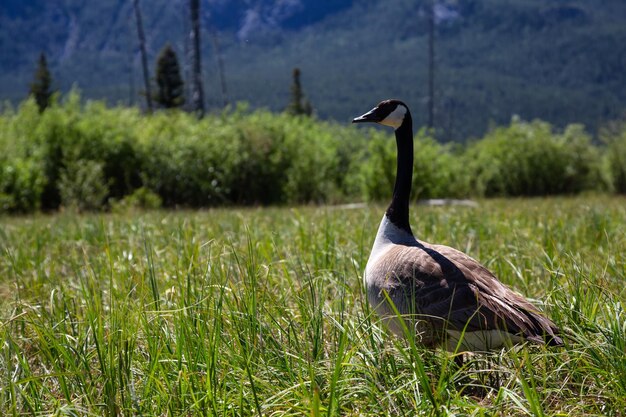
<box><xmin>132</xmin><ymin>0</ymin><xmax>153</xmax><ymax>112</ymax></box>
<box><xmin>189</xmin><ymin>0</ymin><xmax>205</xmax><ymax>117</ymax></box>
<box><xmin>427</xmin><ymin>0</ymin><xmax>435</xmax><ymax>129</ymax></box>
<box><xmin>209</xmin><ymin>24</ymin><xmax>229</xmax><ymax>107</ymax></box>
<box><xmin>182</xmin><ymin>4</ymin><xmax>191</xmax><ymax>108</ymax></box>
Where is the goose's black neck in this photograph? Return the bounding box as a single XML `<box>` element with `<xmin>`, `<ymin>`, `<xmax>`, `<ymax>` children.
<box><xmin>385</xmin><ymin>114</ymin><xmax>413</xmax><ymax>235</ymax></box>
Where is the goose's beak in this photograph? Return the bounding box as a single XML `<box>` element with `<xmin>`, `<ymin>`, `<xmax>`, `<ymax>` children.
<box><xmin>352</xmin><ymin>107</ymin><xmax>381</xmax><ymax>124</ymax></box>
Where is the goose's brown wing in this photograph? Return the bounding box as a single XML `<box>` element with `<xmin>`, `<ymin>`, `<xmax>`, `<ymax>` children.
<box><xmin>368</xmin><ymin>242</ymin><xmax>562</xmax><ymax>345</ymax></box>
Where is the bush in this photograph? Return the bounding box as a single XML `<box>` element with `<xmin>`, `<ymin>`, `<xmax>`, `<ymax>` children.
<box><xmin>110</xmin><ymin>187</ymin><xmax>162</xmax><ymax>212</ymax></box>
<box><xmin>356</xmin><ymin>129</ymin><xmax>468</xmax><ymax>201</ymax></box>
<box><xmin>0</xmin><ymin>100</ymin><xmax>47</xmax><ymax>212</ymax></box>
<box><xmin>135</xmin><ymin>111</ymin><xmax>233</xmax><ymax>206</ymax></box>
<box><xmin>58</xmin><ymin>157</ymin><xmax>109</xmax><ymax>212</ymax></box>
<box><xmin>465</xmin><ymin>118</ymin><xmax>605</xmax><ymax>196</ymax></box>
<box><xmin>36</xmin><ymin>95</ymin><xmax>143</xmax><ymax>208</ymax></box>
<box><xmin>0</xmin><ymin>95</ymin><xmax>624</xmax><ymax>214</ymax></box>
<box><xmin>0</xmin><ymin>157</ymin><xmax>46</xmax><ymax>212</ymax></box>
<box><xmin>602</xmin><ymin>124</ymin><xmax>626</xmax><ymax>194</ymax></box>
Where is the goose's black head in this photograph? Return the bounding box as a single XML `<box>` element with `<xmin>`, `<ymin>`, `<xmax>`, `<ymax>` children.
<box><xmin>352</xmin><ymin>99</ymin><xmax>410</xmax><ymax>130</ymax></box>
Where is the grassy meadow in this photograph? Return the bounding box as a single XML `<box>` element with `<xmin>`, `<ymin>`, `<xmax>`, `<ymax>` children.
<box><xmin>1</xmin><ymin>197</ymin><xmax>625</xmax><ymax>416</ymax></box>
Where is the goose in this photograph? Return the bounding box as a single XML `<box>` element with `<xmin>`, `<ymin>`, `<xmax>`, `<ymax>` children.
<box><xmin>353</xmin><ymin>99</ymin><xmax>563</xmax><ymax>352</ymax></box>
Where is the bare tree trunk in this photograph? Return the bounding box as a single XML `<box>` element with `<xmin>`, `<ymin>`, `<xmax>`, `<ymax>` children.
<box><xmin>127</xmin><ymin>9</ymin><xmax>136</xmax><ymax>106</ymax></box>
<box><xmin>189</xmin><ymin>0</ymin><xmax>205</xmax><ymax>117</ymax></box>
<box><xmin>427</xmin><ymin>0</ymin><xmax>435</xmax><ymax>130</ymax></box>
<box><xmin>209</xmin><ymin>24</ymin><xmax>229</xmax><ymax>107</ymax></box>
<box><xmin>132</xmin><ymin>0</ymin><xmax>153</xmax><ymax>112</ymax></box>
<box><xmin>182</xmin><ymin>4</ymin><xmax>191</xmax><ymax>110</ymax></box>
<box><xmin>128</xmin><ymin>44</ymin><xmax>135</xmax><ymax>106</ymax></box>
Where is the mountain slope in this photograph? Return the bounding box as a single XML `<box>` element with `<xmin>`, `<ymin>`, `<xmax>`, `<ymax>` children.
<box><xmin>0</xmin><ymin>0</ymin><xmax>624</xmax><ymax>139</ymax></box>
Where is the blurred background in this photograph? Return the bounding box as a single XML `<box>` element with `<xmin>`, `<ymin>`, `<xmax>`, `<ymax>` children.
<box><xmin>2</xmin><ymin>0</ymin><xmax>624</xmax><ymax>139</ymax></box>
<box><xmin>1</xmin><ymin>0</ymin><xmax>625</xmax><ymax>213</ymax></box>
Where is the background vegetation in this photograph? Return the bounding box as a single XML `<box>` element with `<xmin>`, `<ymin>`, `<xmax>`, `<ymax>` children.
<box><xmin>0</xmin><ymin>95</ymin><xmax>624</xmax><ymax>214</ymax></box>
<box><xmin>1</xmin><ymin>198</ymin><xmax>625</xmax><ymax>415</ymax></box>
<box><xmin>1</xmin><ymin>0</ymin><xmax>625</xmax><ymax>139</ymax></box>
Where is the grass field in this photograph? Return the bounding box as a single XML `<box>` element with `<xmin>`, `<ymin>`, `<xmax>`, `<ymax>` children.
<box><xmin>1</xmin><ymin>197</ymin><xmax>625</xmax><ymax>416</ymax></box>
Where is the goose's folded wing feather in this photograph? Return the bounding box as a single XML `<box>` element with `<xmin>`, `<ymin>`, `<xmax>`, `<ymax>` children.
<box><xmin>369</xmin><ymin>242</ymin><xmax>561</xmax><ymax>343</ymax></box>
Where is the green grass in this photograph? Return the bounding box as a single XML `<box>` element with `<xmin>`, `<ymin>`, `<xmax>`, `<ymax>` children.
<box><xmin>1</xmin><ymin>197</ymin><xmax>625</xmax><ymax>416</ymax></box>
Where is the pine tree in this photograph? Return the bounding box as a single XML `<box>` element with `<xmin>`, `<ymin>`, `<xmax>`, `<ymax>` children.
<box><xmin>29</xmin><ymin>52</ymin><xmax>53</xmax><ymax>112</ymax></box>
<box><xmin>154</xmin><ymin>44</ymin><xmax>185</xmax><ymax>108</ymax></box>
<box><xmin>286</xmin><ymin>68</ymin><xmax>312</xmax><ymax>117</ymax></box>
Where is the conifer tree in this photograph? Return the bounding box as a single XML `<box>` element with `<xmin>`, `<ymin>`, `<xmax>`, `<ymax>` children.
<box><xmin>29</xmin><ymin>52</ymin><xmax>53</xmax><ymax>112</ymax></box>
<box><xmin>154</xmin><ymin>44</ymin><xmax>185</xmax><ymax>108</ymax></box>
<box><xmin>286</xmin><ymin>68</ymin><xmax>312</xmax><ymax>117</ymax></box>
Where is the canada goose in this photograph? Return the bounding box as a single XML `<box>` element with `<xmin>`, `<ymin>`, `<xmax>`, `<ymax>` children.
<box><xmin>353</xmin><ymin>99</ymin><xmax>562</xmax><ymax>352</ymax></box>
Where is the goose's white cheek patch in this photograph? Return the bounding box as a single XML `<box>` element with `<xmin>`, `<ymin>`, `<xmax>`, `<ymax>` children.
<box><xmin>380</xmin><ymin>105</ymin><xmax>407</xmax><ymax>129</ymax></box>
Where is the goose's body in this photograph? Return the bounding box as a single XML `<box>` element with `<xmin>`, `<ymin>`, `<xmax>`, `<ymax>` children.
<box><xmin>353</xmin><ymin>100</ymin><xmax>562</xmax><ymax>352</ymax></box>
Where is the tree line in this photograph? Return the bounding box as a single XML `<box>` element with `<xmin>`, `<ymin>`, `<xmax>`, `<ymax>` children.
<box><xmin>30</xmin><ymin>0</ymin><xmax>312</xmax><ymax>117</ymax></box>
<box><xmin>30</xmin><ymin>44</ymin><xmax>187</xmax><ymax>112</ymax></box>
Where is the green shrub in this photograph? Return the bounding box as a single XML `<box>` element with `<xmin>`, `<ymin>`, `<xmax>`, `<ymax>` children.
<box><xmin>110</xmin><ymin>187</ymin><xmax>162</xmax><ymax>212</ymax></box>
<box><xmin>602</xmin><ymin>125</ymin><xmax>626</xmax><ymax>194</ymax></box>
<box><xmin>466</xmin><ymin>118</ymin><xmax>605</xmax><ymax>196</ymax></box>
<box><xmin>356</xmin><ymin>129</ymin><xmax>468</xmax><ymax>201</ymax></box>
<box><xmin>412</xmin><ymin>131</ymin><xmax>469</xmax><ymax>199</ymax></box>
<box><xmin>58</xmin><ymin>157</ymin><xmax>109</xmax><ymax>212</ymax></box>
<box><xmin>33</xmin><ymin>94</ymin><xmax>143</xmax><ymax>208</ymax></box>
<box><xmin>0</xmin><ymin>95</ymin><xmax>623</xmax><ymax>214</ymax></box>
<box><xmin>0</xmin><ymin>99</ymin><xmax>47</xmax><ymax>212</ymax></box>
<box><xmin>133</xmin><ymin>106</ymin><xmax>353</xmax><ymax>207</ymax></box>
<box><xmin>0</xmin><ymin>157</ymin><xmax>47</xmax><ymax>212</ymax></box>
<box><xmin>356</xmin><ymin>129</ymin><xmax>396</xmax><ymax>201</ymax></box>
<box><xmin>280</xmin><ymin>115</ymin><xmax>345</xmax><ymax>203</ymax></box>
<box><xmin>225</xmin><ymin>112</ymin><xmax>292</xmax><ymax>204</ymax></box>
<box><xmin>135</xmin><ymin>111</ymin><xmax>233</xmax><ymax>206</ymax></box>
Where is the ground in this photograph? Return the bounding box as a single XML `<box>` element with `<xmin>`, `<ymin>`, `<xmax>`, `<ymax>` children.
<box><xmin>1</xmin><ymin>197</ymin><xmax>625</xmax><ymax>415</ymax></box>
